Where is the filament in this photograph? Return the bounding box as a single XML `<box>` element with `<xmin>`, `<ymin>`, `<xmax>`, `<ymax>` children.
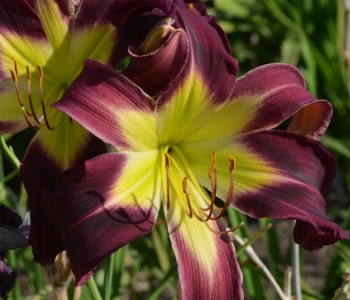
<box><xmin>164</xmin><ymin>152</ymin><xmax>171</xmax><ymax>210</ymax></box>
<box><xmin>38</xmin><ymin>66</ymin><xmax>54</xmax><ymax>131</ymax></box>
<box><xmin>10</xmin><ymin>69</ymin><xmax>39</xmax><ymax>131</ymax></box>
<box><xmin>26</xmin><ymin>66</ymin><xmax>40</xmax><ymax>124</ymax></box>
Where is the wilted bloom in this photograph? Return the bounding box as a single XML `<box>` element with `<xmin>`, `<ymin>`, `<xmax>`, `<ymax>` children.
<box><xmin>0</xmin><ymin>0</ymin><xmax>119</xmax><ymax>265</ymax></box>
<box><xmin>0</xmin><ymin>205</ymin><xmax>28</xmax><ymax>300</ymax></box>
<box><xmin>49</xmin><ymin>3</ymin><xmax>349</xmax><ymax>299</ymax></box>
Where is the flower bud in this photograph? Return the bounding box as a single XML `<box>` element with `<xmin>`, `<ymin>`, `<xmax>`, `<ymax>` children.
<box><xmin>138</xmin><ymin>18</ymin><xmax>176</xmax><ymax>55</ymax></box>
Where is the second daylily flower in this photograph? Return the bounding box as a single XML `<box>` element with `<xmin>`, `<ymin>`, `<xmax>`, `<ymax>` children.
<box><xmin>0</xmin><ymin>0</ymin><xmax>117</xmax><ymax>265</ymax></box>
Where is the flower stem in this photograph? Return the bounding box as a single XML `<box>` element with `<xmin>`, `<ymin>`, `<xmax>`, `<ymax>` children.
<box><xmin>0</xmin><ymin>135</ymin><xmax>20</xmax><ymax>172</ymax></box>
<box><xmin>292</xmin><ymin>220</ymin><xmax>303</xmax><ymax>300</ymax></box>
<box><xmin>103</xmin><ymin>254</ymin><xmax>115</xmax><ymax>300</ymax></box>
<box><xmin>8</xmin><ymin>250</ymin><xmax>22</xmax><ymax>300</ymax></box>
<box><xmin>87</xmin><ymin>276</ymin><xmax>103</xmax><ymax>300</ymax></box>
<box><xmin>236</xmin><ymin>223</ymin><xmax>272</xmax><ymax>256</ymax></box>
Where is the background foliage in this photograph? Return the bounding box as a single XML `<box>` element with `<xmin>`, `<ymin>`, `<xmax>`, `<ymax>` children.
<box><xmin>1</xmin><ymin>0</ymin><xmax>350</xmax><ymax>299</ymax></box>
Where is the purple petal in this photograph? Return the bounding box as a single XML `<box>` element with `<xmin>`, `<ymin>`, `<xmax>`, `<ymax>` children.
<box><xmin>165</xmin><ymin>194</ymin><xmax>243</xmax><ymax>300</ymax></box>
<box><xmin>0</xmin><ymin>0</ymin><xmax>47</xmax><ymax>40</ymax></box>
<box><xmin>122</xmin><ymin>27</ymin><xmax>189</xmax><ymax>96</ymax></box>
<box><xmin>233</xmin><ymin>131</ymin><xmax>348</xmax><ymax>250</ymax></box>
<box><xmin>20</xmin><ymin>125</ymin><xmax>106</xmax><ymax>266</ymax></box>
<box><xmin>112</xmin><ymin>0</ymin><xmax>237</xmax><ymax>102</ymax></box>
<box><xmin>25</xmin><ymin>0</ymin><xmax>74</xmax><ymax>20</ymax></box>
<box><xmin>184</xmin><ymin>130</ymin><xmax>348</xmax><ymax>250</ymax></box>
<box><xmin>51</xmin><ymin>152</ymin><xmax>161</xmax><ymax>285</ymax></box>
<box><xmin>230</xmin><ymin>63</ymin><xmax>332</xmax><ymax>139</ymax></box>
<box><xmin>54</xmin><ymin>59</ymin><xmax>158</xmax><ymax>151</ymax></box>
<box><xmin>75</xmin><ymin>0</ymin><xmax>114</xmax><ymax>28</ymax></box>
<box><xmin>0</xmin><ymin>205</ymin><xmax>28</xmax><ymax>252</ymax></box>
<box><xmin>0</xmin><ymin>206</ymin><xmax>22</xmax><ymax>227</ymax></box>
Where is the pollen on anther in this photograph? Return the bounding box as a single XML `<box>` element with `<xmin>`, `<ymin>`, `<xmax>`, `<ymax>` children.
<box><xmin>9</xmin><ymin>69</ymin><xmax>18</xmax><ymax>83</ymax></box>
<box><xmin>229</xmin><ymin>157</ymin><xmax>236</xmax><ymax>173</ymax></box>
<box><xmin>188</xmin><ymin>3</ymin><xmax>194</xmax><ymax>10</ymax></box>
<box><xmin>11</xmin><ymin>57</ymin><xmax>19</xmax><ymax>76</ymax></box>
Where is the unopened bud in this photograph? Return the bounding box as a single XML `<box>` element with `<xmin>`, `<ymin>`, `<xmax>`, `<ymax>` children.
<box><xmin>139</xmin><ymin>18</ymin><xmax>176</xmax><ymax>55</ymax></box>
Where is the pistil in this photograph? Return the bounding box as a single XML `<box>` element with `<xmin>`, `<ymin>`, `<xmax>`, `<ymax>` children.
<box><xmin>164</xmin><ymin>152</ymin><xmax>171</xmax><ymax>210</ymax></box>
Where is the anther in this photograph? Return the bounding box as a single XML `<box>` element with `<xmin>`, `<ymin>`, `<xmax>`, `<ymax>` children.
<box><xmin>10</xmin><ymin>69</ymin><xmax>39</xmax><ymax>131</ymax></box>
<box><xmin>182</xmin><ymin>177</ymin><xmax>193</xmax><ymax>218</ymax></box>
<box><xmin>11</xmin><ymin>57</ymin><xmax>19</xmax><ymax>76</ymax></box>
<box><xmin>26</xmin><ymin>66</ymin><xmax>40</xmax><ymax>124</ymax></box>
<box><xmin>229</xmin><ymin>156</ymin><xmax>236</xmax><ymax>173</ymax></box>
<box><xmin>188</xmin><ymin>3</ymin><xmax>194</xmax><ymax>10</ymax></box>
<box><xmin>10</xmin><ymin>69</ymin><xmax>18</xmax><ymax>83</ymax></box>
<box><xmin>38</xmin><ymin>66</ymin><xmax>54</xmax><ymax>130</ymax></box>
<box><xmin>164</xmin><ymin>153</ymin><xmax>171</xmax><ymax>210</ymax></box>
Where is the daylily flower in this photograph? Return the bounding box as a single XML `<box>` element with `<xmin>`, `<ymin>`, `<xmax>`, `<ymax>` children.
<box><xmin>0</xmin><ymin>205</ymin><xmax>28</xmax><ymax>300</ymax></box>
<box><xmin>0</xmin><ymin>0</ymin><xmax>118</xmax><ymax>265</ymax></box>
<box><xmin>51</xmin><ymin>59</ymin><xmax>349</xmax><ymax>299</ymax></box>
<box><xmin>48</xmin><ymin>1</ymin><xmax>347</xmax><ymax>299</ymax></box>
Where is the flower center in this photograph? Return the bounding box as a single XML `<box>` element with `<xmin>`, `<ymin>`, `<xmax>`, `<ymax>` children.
<box><xmin>161</xmin><ymin>145</ymin><xmax>243</xmax><ymax>235</ymax></box>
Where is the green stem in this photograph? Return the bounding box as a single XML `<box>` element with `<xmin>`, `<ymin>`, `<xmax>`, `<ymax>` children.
<box><xmin>152</xmin><ymin>226</ymin><xmax>170</xmax><ymax>272</ymax></box>
<box><xmin>103</xmin><ymin>254</ymin><xmax>115</xmax><ymax>300</ymax></box>
<box><xmin>236</xmin><ymin>223</ymin><xmax>272</xmax><ymax>256</ymax></box>
<box><xmin>8</xmin><ymin>250</ymin><xmax>22</xmax><ymax>300</ymax></box>
<box><xmin>114</xmin><ymin>246</ymin><xmax>127</xmax><ymax>300</ymax></box>
<box><xmin>292</xmin><ymin>220</ymin><xmax>303</xmax><ymax>300</ymax></box>
<box><xmin>0</xmin><ymin>136</ymin><xmax>20</xmax><ymax>172</ymax></box>
<box><xmin>86</xmin><ymin>277</ymin><xmax>103</xmax><ymax>300</ymax></box>
<box><xmin>4</xmin><ymin>170</ymin><xmax>17</xmax><ymax>183</ymax></box>
<box><xmin>148</xmin><ymin>266</ymin><xmax>176</xmax><ymax>300</ymax></box>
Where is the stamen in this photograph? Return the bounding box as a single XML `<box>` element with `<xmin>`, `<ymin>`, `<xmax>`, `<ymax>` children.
<box><xmin>26</xmin><ymin>66</ymin><xmax>40</xmax><ymax>124</ymax></box>
<box><xmin>10</xmin><ymin>69</ymin><xmax>39</xmax><ymax>131</ymax></box>
<box><xmin>38</xmin><ymin>66</ymin><xmax>54</xmax><ymax>130</ymax></box>
<box><xmin>188</xmin><ymin>3</ymin><xmax>194</xmax><ymax>10</ymax></box>
<box><xmin>210</xmin><ymin>157</ymin><xmax>236</xmax><ymax>221</ymax></box>
<box><xmin>182</xmin><ymin>177</ymin><xmax>193</xmax><ymax>218</ymax></box>
<box><xmin>205</xmin><ymin>152</ymin><xmax>217</xmax><ymax>220</ymax></box>
<box><xmin>164</xmin><ymin>153</ymin><xmax>171</xmax><ymax>210</ymax></box>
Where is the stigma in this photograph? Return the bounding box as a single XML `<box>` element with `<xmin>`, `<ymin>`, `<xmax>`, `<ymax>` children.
<box><xmin>9</xmin><ymin>58</ymin><xmax>54</xmax><ymax>131</ymax></box>
<box><xmin>162</xmin><ymin>146</ymin><xmax>242</xmax><ymax>235</ymax></box>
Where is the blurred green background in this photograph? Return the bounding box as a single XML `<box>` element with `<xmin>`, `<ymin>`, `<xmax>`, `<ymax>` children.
<box><xmin>1</xmin><ymin>0</ymin><xmax>350</xmax><ymax>299</ymax></box>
